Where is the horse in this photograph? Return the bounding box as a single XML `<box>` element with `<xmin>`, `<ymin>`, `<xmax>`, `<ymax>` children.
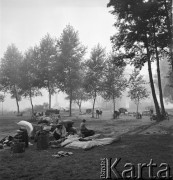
<box><xmin>96</xmin><ymin>109</ymin><xmax>102</xmax><ymax>118</ymax></box>
<box><xmin>113</xmin><ymin>110</ymin><xmax>120</xmax><ymax>119</ymax></box>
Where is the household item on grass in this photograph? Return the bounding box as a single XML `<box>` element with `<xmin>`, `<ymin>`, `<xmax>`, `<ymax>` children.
<box><xmin>45</xmin><ymin>109</ymin><xmax>60</xmax><ymax>116</ymax></box>
<box><xmin>37</xmin><ymin>131</ymin><xmax>49</xmax><ymax>150</ymax></box>
<box><xmin>60</xmin><ymin>134</ymin><xmax>101</xmax><ymax>147</ymax></box>
<box><xmin>17</xmin><ymin>120</ymin><xmax>33</xmax><ymax>136</ymax></box>
<box><xmin>52</xmin><ymin>151</ymin><xmax>73</xmax><ymax>158</ymax></box>
<box><xmin>65</xmin><ymin>137</ymin><xmax>121</xmax><ymax>150</ymax></box>
<box><xmin>61</xmin><ymin>134</ymin><xmax>79</xmax><ymax>147</ymax></box>
<box><xmin>14</xmin><ymin>128</ymin><xmax>29</xmax><ymax>148</ymax></box>
<box><xmin>0</xmin><ymin>136</ymin><xmax>14</xmax><ymax>148</ymax></box>
<box><xmin>11</xmin><ymin>141</ymin><xmax>25</xmax><ymax>153</ymax></box>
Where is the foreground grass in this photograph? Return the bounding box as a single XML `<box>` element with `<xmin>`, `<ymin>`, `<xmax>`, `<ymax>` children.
<box><xmin>0</xmin><ymin>114</ymin><xmax>172</xmax><ymax>179</ymax></box>
<box><xmin>0</xmin><ymin>134</ymin><xmax>172</xmax><ymax>180</ymax></box>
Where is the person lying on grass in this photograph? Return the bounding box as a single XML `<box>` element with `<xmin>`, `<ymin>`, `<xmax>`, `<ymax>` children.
<box><xmin>80</xmin><ymin>119</ymin><xmax>95</xmax><ymax>138</ymax></box>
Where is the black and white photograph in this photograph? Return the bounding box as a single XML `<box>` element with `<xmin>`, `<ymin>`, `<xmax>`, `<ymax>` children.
<box><xmin>0</xmin><ymin>0</ymin><xmax>173</xmax><ymax>179</ymax></box>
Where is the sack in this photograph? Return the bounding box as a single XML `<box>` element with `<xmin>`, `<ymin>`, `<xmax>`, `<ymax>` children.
<box><xmin>37</xmin><ymin>132</ymin><xmax>49</xmax><ymax>150</ymax></box>
<box><xmin>11</xmin><ymin>142</ymin><xmax>25</xmax><ymax>153</ymax></box>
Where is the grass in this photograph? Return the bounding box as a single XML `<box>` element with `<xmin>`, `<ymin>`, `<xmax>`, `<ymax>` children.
<box><xmin>0</xmin><ymin>113</ymin><xmax>173</xmax><ymax>180</ymax></box>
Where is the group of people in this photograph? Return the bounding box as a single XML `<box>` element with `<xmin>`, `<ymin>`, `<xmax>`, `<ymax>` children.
<box><xmin>51</xmin><ymin>119</ymin><xmax>95</xmax><ymax>140</ymax></box>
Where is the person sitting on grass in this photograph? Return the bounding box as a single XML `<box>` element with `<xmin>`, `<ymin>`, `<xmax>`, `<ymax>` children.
<box><xmin>80</xmin><ymin>119</ymin><xmax>95</xmax><ymax>138</ymax></box>
<box><xmin>52</xmin><ymin>122</ymin><xmax>67</xmax><ymax>140</ymax></box>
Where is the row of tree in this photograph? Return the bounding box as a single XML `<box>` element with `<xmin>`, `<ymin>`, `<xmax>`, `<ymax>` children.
<box><xmin>107</xmin><ymin>0</ymin><xmax>173</xmax><ymax>120</ymax></box>
<box><xmin>0</xmin><ymin>24</ymin><xmax>149</xmax><ymax>117</ymax></box>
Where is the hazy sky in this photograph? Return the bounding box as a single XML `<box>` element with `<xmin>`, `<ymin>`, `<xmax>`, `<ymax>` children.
<box><xmin>0</xmin><ymin>0</ymin><xmax>115</xmax><ymax>57</ymax></box>
<box><xmin>0</xmin><ymin>0</ymin><xmax>117</xmax><ymax>111</ymax></box>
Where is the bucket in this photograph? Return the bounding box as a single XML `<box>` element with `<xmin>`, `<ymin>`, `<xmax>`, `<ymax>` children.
<box><xmin>37</xmin><ymin>131</ymin><xmax>49</xmax><ymax>150</ymax></box>
<box><xmin>12</xmin><ymin>142</ymin><xmax>25</xmax><ymax>153</ymax></box>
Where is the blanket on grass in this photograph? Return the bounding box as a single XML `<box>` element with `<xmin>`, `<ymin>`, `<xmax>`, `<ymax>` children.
<box><xmin>62</xmin><ymin>134</ymin><xmax>120</xmax><ymax>150</ymax></box>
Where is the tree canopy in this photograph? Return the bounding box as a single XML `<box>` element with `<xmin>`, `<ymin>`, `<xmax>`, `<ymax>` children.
<box><xmin>57</xmin><ymin>25</ymin><xmax>86</xmax><ymax>116</ymax></box>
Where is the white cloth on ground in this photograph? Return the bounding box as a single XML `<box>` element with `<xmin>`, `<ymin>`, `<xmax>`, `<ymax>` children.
<box><xmin>64</xmin><ymin>137</ymin><xmax>120</xmax><ymax>150</ymax></box>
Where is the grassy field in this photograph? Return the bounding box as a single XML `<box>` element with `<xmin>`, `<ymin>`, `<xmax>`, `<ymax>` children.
<box><xmin>0</xmin><ymin>111</ymin><xmax>173</xmax><ymax>180</ymax></box>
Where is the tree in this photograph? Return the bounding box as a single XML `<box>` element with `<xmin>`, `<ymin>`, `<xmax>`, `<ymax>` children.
<box><xmin>66</xmin><ymin>88</ymin><xmax>90</xmax><ymax>113</ymax></box>
<box><xmin>84</xmin><ymin>44</ymin><xmax>105</xmax><ymax>118</ymax></box>
<box><xmin>65</xmin><ymin>65</ymin><xmax>90</xmax><ymax>113</ymax></box>
<box><xmin>154</xmin><ymin>56</ymin><xmax>173</xmax><ymax>103</ymax></box>
<box><xmin>162</xmin><ymin>0</ymin><xmax>173</xmax><ymax>70</ymax></box>
<box><xmin>107</xmin><ymin>0</ymin><xmax>168</xmax><ymax>120</ymax></box>
<box><xmin>164</xmin><ymin>70</ymin><xmax>173</xmax><ymax>102</ymax></box>
<box><xmin>57</xmin><ymin>25</ymin><xmax>86</xmax><ymax>116</ymax></box>
<box><xmin>102</xmin><ymin>54</ymin><xmax>127</xmax><ymax>115</ymax></box>
<box><xmin>128</xmin><ymin>69</ymin><xmax>150</xmax><ymax>118</ymax></box>
<box><xmin>0</xmin><ymin>44</ymin><xmax>23</xmax><ymax>113</ymax></box>
<box><xmin>0</xmin><ymin>94</ymin><xmax>5</xmax><ymax>115</ymax></box>
<box><xmin>36</xmin><ymin>34</ymin><xmax>57</xmax><ymax>109</ymax></box>
<box><xmin>19</xmin><ymin>47</ymin><xmax>42</xmax><ymax>113</ymax></box>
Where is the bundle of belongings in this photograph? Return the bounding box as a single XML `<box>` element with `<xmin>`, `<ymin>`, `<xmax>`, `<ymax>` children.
<box><xmin>52</xmin><ymin>151</ymin><xmax>73</xmax><ymax>158</ymax></box>
<box><xmin>0</xmin><ymin>128</ymin><xmax>29</xmax><ymax>153</ymax></box>
<box><xmin>34</xmin><ymin>109</ymin><xmax>61</xmax><ymax>124</ymax></box>
<box><xmin>0</xmin><ymin>120</ymin><xmax>33</xmax><ymax>153</ymax></box>
<box><xmin>0</xmin><ymin>136</ymin><xmax>14</xmax><ymax>150</ymax></box>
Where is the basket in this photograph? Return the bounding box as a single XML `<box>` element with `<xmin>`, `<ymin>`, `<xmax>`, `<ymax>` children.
<box><xmin>11</xmin><ymin>141</ymin><xmax>25</xmax><ymax>153</ymax></box>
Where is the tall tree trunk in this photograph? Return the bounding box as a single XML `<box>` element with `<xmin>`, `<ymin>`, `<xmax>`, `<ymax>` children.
<box><xmin>79</xmin><ymin>102</ymin><xmax>82</xmax><ymax>113</ymax></box>
<box><xmin>69</xmin><ymin>90</ymin><xmax>72</xmax><ymax>117</ymax></box>
<box><xmin>29</xmin><ymin>89</ymin><xmax>34</xmax><ymax>114</ymax></box>
<box><xmin>145</xmin><ymin>33</ymin><xmax>161</xmax><ymax>120</ymax></box>
<box><xmin>92</xmin><ymin>91</ymin><xmax>97</xmax><ymax>118</ymax></box>
<box><xmin>49</xmin><ymin>90</ymin><xmax>51</xmax><ymax>110</ymax></box>
<box><xmin>136</xmin><ymin>102</ymin><xmax>139</xmax><ymax>114</ymax></box>
<box><xmin>136</xmin><ymin>99</ymin><xmax>139</xmax><ymax>119</ymax></box>
<box><xmin>15</xmin><ymin>96</ymin><xmax>20</xmax><ymax>114</ymax></box>
<box><xmin>14</xmin><ymin>85</ymin><xmax>20</xmax><ymax>114</ymax></box>
<box><xmin>47</xmin><ymin>80</ymin><xmax>51</xmax><ymax>110</ymax></box>
<box><xmin>113</xmin><ymin>97</ymin><xmax>116</xmax><ymax>112</ymax></box>
<box><xmin>2</xmin><ymin>102</ymin><xmax>3</xmax><ymax>116</ymax></box>
<box><xmin>113</xmin><ymin>95</ymin><xmax>116</xmax><ymax>119</ymax></box>
<box><xmin>152</xmin><ymin>21</ymin><xmax>166</xmax><ymax>116</ymax></box>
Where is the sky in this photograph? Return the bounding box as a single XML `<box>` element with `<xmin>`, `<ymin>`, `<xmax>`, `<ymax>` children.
<box><xmin>0</xmin><ymin>0</ymin><xmax>116</xmax><ymax>58</ymax></box>
<box><xmin>0</xmin><ymin>0</ymin><xmax>166</xmax><ymax>112</ymax></box>
<box><xmin>0</xmin><ymin>0</ymin><xmax>118</xmax><ymax>111</ymax></box>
